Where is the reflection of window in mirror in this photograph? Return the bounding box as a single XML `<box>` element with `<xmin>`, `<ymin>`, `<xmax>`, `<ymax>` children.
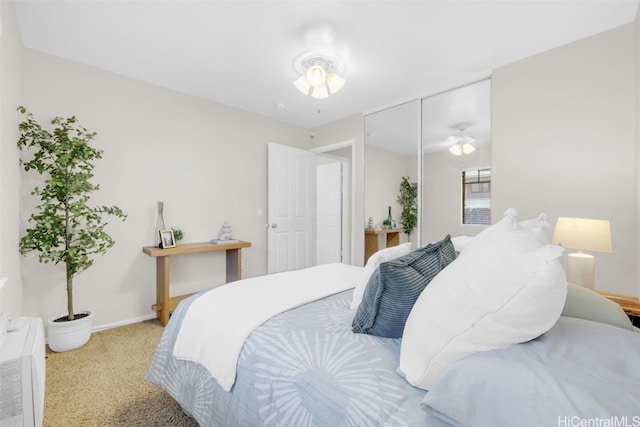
<box><xmin>462</xmin><ymin>168</ymin><xmax>491</xmax><ymax>225</ymax></box>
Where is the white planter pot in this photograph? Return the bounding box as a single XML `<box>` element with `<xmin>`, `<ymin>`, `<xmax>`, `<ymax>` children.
<box><xmin>47</xmin><ymin>311</ymin><xmax>93</xmax><ymax>352</ymax></box>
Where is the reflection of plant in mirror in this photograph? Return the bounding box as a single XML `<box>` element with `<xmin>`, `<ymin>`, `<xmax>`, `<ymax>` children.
<box><xmin>397</xmin><ymin>176</ymin><xmax>418</xmax><ymax>238</ymax></box>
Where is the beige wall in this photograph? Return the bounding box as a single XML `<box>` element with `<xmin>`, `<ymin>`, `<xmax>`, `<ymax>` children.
<box><xmin>0</xmin><ymin>1</ymin><xmax>24</xmax><ymax>317</ymax></box>
<box><xmin>492</xmin><ymin>23</ymin><xmax>637</xmax><ymax>295</ymax></box>
<box><xmin>636</xmin><ymin>3</ymin><xmax>640</xmax><ymax>297</ymax></box>
<box><xmin>422</xmin><ymin>144</ymin><xmax>491</xmax><ymax>244</ymax></box>
<box><xmin>19</xmin><ymin>50</ymin><xmax>309</xmax><ymax>328</ymax></box>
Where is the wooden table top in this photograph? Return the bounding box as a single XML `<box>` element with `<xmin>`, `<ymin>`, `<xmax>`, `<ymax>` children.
<box><xmin>598</xmin><ymin>291</ymin><xmax>640</xmax><ymax>316</ymax></box>
<box><xmin>143</xmin><ymin>240</ymin><xmax>251</xmax><ymax>257</ymax></box>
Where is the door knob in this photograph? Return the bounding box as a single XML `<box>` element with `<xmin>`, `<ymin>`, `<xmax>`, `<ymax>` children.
<box><xmin>270</xmin><ymin>223</ymin><xmax>278</xmax><ymax>229</ymax></box>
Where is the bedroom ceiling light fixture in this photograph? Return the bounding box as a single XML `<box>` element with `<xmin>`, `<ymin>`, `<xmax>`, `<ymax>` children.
<box><xmin>293</xmin><ymin>51</ymin><xmax>346</xmax><ymax>99</ymax></box>
<box><xmin>551</xmin><ymin>217</ymin><xmax>613</xmax><ymax>290</ymax></box>
<box><xmin>447</xmin><ymin>130</ymin><xmax>476</xmax><ymax>155</ymax></box>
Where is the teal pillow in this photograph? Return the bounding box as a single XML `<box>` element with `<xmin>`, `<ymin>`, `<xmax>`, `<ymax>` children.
<box><xmin>352</xmin><ymin>235</ymin><xmax>456</xmax><ymax>338</ymax></box>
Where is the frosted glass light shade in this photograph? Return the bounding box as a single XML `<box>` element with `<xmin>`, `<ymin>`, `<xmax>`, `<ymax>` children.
<box><xmin>447</xmin><ymin>134</ymin><xmax>476</xmax><ymax>155</ymax></box>
<box><xmin>449</xmin><ymin>142</ymin><xmax>476</xmax><ymax>155</ymax></box>
<box><xmin>311</xmin><ymin>85</ymin><xmax>329</xmax><ymax>99</ymax></box>
<box><xmin>326</xmin><ymin>72</ymin><xmax>345</xmax><ymax>94</ymax></box>
<box><xmin>292</xmin><ymin>56</ymin><xmax>345</xmax><ymax>98</ymax></box>
<box><xmin>293</xmin><ymin>75</ymin><xmax>311</xmax><ymax>95</ymax></box>
<box><xmin>306</xmin><ymin>65</ymin><xmax>327</xmax><ymax>86</ymax></box>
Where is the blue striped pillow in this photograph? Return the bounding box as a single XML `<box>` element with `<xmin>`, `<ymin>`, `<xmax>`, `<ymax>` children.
<box><xmin>352</xmin><ymin>235</ymin><xmax>456</xmax><ymax>338</ymax></box>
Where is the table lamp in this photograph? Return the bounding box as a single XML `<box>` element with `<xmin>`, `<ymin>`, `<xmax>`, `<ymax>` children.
<box><xmin>551</xmin><ymin>217</ymin><xmax>612</xmax><ymax>290</ymax></box>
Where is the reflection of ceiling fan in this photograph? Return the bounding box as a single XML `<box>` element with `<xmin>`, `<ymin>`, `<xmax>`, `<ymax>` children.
<box><xmin>447</xmin><ymin>127</ymin><xmax>476</xmax><ymax>155</ymax></box>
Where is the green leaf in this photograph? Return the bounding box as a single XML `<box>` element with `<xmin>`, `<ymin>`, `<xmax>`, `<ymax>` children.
<box><xmin>397</xmin><ymin>176</ymin><xmax>418</xmax><ymax>237</ymax></box>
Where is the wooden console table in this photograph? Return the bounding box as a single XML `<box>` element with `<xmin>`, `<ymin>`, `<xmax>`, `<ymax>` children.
<box><xmin>365</xmin><ymin>228</ymin><xmax>403</xmax><ymax>263</ymax></box>
<box><xmin>143</xmin><ymin>241</ymin><xmax>251</xmax><ymax>326</ymax></box>
<box><xmin>598</xmin><ymin>291</ymin><xmax>640</xmax><ymax>317</ymax></box>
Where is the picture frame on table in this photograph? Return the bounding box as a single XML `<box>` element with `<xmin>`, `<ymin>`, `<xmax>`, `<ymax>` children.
<box><xmin>159</xmin><ymin>229</ymin><xmax>176</xmax><ymax>249</ymax></box>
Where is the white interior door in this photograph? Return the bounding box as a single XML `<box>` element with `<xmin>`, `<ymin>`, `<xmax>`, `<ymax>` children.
<box><xmin>316</xmin><ymin>160</ymin><xmax>342</xmax><ymax>264</ymax></box>
<box><xmin>267</xmin><ymin>143</ymin><xmax>316</xmax><ymax>273</ymax></box>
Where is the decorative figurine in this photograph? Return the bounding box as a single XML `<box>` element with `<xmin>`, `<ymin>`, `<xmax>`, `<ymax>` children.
<box><xmin>219</xmin><ymin>221</ymin><xmax>232</xmax><ymax>240</ymax></box>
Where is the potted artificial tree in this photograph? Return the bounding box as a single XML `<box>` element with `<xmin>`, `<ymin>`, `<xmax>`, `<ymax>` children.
<box><xmin>397</xmin><ymin>176</ymin><xmax>418</xmax><ymax>239</ymax></box>
<box><xmin>17</xmin><ymin>106</ymin><xmax>126</xmax><ymax>352</ymax></box>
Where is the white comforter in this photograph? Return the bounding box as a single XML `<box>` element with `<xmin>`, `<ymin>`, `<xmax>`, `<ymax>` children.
<box><xmin>172</xmin><ymin>262</ymin><xmax>364</xmax><ymax>391</ymax></box>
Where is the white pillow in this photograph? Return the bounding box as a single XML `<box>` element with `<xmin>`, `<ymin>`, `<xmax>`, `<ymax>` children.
<box><xmin>351</xmin><ymin>242</ymin><xmax>412</xmax><ymax>309</ymax></box>
<box><xmin>399</xmin><ymin>212</ymin><xmax>566</xmax><ymax>390</ymax></box>
<box><xmin>451</xmin><ymin>235</ymin><xmax>474</xmax><ymax>254</ymax></box>
<box><xmin>462</xmin><ymin>208</ymin><xmax>548</xmax><ymax>254</ymax></box>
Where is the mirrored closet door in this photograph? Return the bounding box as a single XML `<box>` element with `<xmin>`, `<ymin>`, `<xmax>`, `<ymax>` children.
<box><xmin>421</xmin><ymin>78</ymin><xmax>491</xmax><ymax>244</ymax></box>
<box><xmin>363</xmin><ymin>100</ymin><xmax>421</xmax><ymax>258</ymax></box>
<box><xmin>362</xmin><ymin>78</ymin><xmax>491</xmax><ymax>262</ymax></box>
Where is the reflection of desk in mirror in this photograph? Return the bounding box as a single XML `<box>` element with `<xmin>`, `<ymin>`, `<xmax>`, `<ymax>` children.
<box><xmin>365</xmin><ymin>228</ymin><xmax>403</xmax><ymax>263</ymax></box>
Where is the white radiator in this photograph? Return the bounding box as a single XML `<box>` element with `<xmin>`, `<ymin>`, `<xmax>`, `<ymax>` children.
<box><xmin>0</xmin><ymin>318</ymin><xmax>45</xmax><ymax>427</ymax></box>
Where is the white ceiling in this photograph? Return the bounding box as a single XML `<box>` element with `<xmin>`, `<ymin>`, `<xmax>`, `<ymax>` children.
<box><xmin>14</xmin><ymin>0</ymin><xmax>639</xmax><ymax>134</ymax></box>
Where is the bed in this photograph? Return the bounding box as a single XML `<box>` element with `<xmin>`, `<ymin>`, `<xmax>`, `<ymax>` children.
<box><xmin>146</xmin><ymin>210</ymin><xmax>640</xmax><ymax>426</ymax></box>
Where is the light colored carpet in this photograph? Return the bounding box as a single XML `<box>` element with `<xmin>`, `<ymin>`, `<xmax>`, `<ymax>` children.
<box><xmin>44</xmin><ymin>319</ymin><xmax>199</xmax><ymax>426</ymax></box>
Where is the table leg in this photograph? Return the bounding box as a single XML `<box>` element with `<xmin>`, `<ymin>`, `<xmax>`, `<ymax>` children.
<box><xmin>365</xmin><ymin>233</ymin><xmax>379</xmax><ymax>264</ymax></box>
<box><xmin>156</xmin><ymin>256</ymin><xmax>170</xmax><ymax>326</ymax></box>
<box><xmin>387</xmin><ymin>231</ymin><xmax>401</xmax><ymax>248</ymax></box>
<box><xmin>225</xmin><ymin>248</ymin><xmax>242</xmax><ymax>283</ymax></box>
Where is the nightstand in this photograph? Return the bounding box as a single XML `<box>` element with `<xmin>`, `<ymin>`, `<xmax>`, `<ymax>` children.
<box><xmin>598</xmin><ymin>291</ymin><xmax>640</xmax><ymax>327</ymax></box>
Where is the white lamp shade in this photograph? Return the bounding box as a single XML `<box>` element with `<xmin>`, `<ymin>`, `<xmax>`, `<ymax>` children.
<box><xmin>305</xmin><ymin>65</ymin><xmax>327</xmax><ymax>87</ymax></box>
<box><xmin>551</xmin><ymin>217</ymin><xmax>612</xmax><ymax>253</ymax></box>
<box><xmin>292</xmin><ymin>54</ymin><xmax>346</xmax><ymax>99</ymax></box>
<box><xmin>448</xmin><ymin>142</ymin><xmax>475</xmax><ymax>155</ymax></box>
<box><xmin>293</xmin><ymin>75</ymin><xmax>310</xmax><ymax>95</ymax></box>
<box><xmin>447</xmin><ymin>134</ymin><xmax>475</xmax><ymax>155</ymax></box>
<box><xmin>311</xmin><ymin>84</ymin><xmax>329</xmax><ymax>99</ymax></box>
<box><xmin>449</xmin><ymin>144</ymin><xmax>462</xmax><ymax>155</ymax></box>
<box><xmin>326</xmin><ymin>72</ymin><xmax>345</xmax><ymax>94</ymax></box>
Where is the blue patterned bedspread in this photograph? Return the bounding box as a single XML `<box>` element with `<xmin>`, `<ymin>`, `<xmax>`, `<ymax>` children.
<box><xmin>146</xmin><ymin>289</ymin><xmax>448</xmax><ymax>426</ymax></box>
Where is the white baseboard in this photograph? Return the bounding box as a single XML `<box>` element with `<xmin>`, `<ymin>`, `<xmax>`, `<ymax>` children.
<box><xmin>92</xmin><ymin>313</ymin><xmax>158</xmax><ymax>333</ymax></box>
